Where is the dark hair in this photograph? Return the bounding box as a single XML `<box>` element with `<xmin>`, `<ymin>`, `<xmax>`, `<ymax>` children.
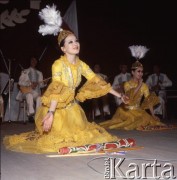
<box><xmin>59</xmin><ymin>39</ymin><xmax>65</xmax><ymax>48</ymax></box>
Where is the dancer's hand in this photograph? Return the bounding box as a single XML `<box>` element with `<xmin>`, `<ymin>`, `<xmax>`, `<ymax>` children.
<box><xmin>121</xmin><ymin>94</ymin><xmax>129</xmax><ymax>104</ymax></box>
<box><xmin>42</xmin><ymin>112</ymin><xmax>54</xmax><ymax>132</ymax></box>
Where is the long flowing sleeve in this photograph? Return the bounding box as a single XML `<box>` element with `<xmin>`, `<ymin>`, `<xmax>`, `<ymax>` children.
<box><xmin>76</xmin><ymin>61</ymin><xmax>111</xmax><ymax>102</ymax></box>
<box><xmin>141</xmin><ymin>92</ymin><xmax>160</xmax><ymax>110</ymax></box>
<box><xmin>41</xmin><ymin>60</ymin><xmax>75</xmax><ymax>109</ymax></box>
<box><xmin>141</xmin><ymin>84</ymin><xmax>160</xmax><ymax>110</ymax></box>
<box><xmin>41</xmin><ymin>81</ymin><xmax>75</xmax><ymax>109</ymax></box>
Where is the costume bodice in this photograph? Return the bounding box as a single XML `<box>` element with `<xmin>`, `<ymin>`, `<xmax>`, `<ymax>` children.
<box><xmin>124</xmin><ymin>80</ymin><xmax>149</xmax><ymax>109</ymax></box>
<box><xmin>52</xmin><ymin>55</ymin><xmax>95</xmax><ymax>91</ymax></box>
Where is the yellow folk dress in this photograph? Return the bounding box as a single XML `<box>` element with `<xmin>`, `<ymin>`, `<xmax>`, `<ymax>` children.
<box><xmin>3</xmin><ymin>55</ymin><xmax>118</xmax><ymax>153</ymax></box>
<box><xmin>100</xmin><ymin>80</ymin><xmax>165</xmax><ymax>130</ymax></box>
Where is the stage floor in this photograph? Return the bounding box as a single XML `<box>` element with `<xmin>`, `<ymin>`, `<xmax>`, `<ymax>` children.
<box><xmin>1</xmin><ymin>122</ymin><xmax>177</xmax><ymax>180</ymax></box>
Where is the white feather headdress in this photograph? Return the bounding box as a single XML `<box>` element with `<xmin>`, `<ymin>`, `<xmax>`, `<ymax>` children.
<box><xmin>129</xmin><ymin>45</ymin><xmax>149</xmax><ymax>60</ymax></box>
<box><xmin>38</xmin><ymin>4</ymin><xmax>62</xmax><ymax>36</ymax></box>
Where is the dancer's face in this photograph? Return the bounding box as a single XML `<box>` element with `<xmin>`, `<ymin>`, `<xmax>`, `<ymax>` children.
<box><xmin>61</xmin><ymin>34</ymin><xmax>80</xmax><ymax>55</ymax></box>
<box><xmin>132</xmin><ymin>67</ymin><xmax>143</xmax><ymax>81</ymax></box>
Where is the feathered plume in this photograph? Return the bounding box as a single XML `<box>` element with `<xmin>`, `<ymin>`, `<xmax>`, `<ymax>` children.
<box><xmin>38</xmin><ymin>4</ymin><xmax>62</xmax><ymax>36</ymax></box>
<box><xmin>129</xmin><ymin>45</ymin><xmax>149</xmax><ymax>60</ymax></box>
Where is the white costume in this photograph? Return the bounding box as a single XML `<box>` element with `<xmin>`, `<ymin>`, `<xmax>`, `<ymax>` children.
<box><xmin>112</xmin><ymin>72</ymin><xmax>131</xmax><ymax>106</ymax></box>
<box><xmin>16</xmin><ymin>67</ymin><xmax>45</xmax><ymax>116</ymax></box>
<box><xmin>146</xmin><ymin>73</ymin><xmax>172</xmax><ymax>117</ymax></box>
<box><xmin>93</xmin><ymin>73</ymin><xmax>110</xmax><ymax>116</ymax></box>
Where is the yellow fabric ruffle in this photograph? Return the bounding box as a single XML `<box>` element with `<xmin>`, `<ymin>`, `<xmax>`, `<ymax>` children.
<box><xmin>100</xmin><ymin>106</ymin><xmax>165</xmax><ymax>131</ymax></box>
<box><xmin>76</xmin><ymin>75</ymin><xmax>111</xmax><ymax>102</ymax></box>
<box><xmin>141</xmin><ymin>92</ymin><xmax>160</xmax><ymax>110</ymax></box>
<box><xmin>41</xmin><ymin>81</ymin><xmax>75</xmax><ymax>109</ymax></box>
<box><xmin>4</xmin><ymin>104</ymin><xmax>118</xmax><ymax>153</ymax></box>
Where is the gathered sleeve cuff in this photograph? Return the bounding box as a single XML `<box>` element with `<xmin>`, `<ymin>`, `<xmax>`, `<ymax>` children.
<box><xmin>141</xmin><ymin>92</ymin><xmax>160</xmax><ymax>110</ymax></box>
<box><xmin>76</xmin><ymin>75</ymin><xmax>111</xmax><ymax>102</ymax></box>
<box><xmin>41</xmin><ymin>81</ymin><xmax>75</xmax><ymax>109</ymax></box>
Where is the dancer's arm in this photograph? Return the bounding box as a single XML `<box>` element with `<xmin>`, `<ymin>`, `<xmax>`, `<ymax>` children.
<box><xmin>109</xmin><ymin>88</ymin><xmax>129</xmax><ymax>104</ymax></box>
<box><xmin>42</xmin><ymin>100</ymin><xmax>58</xmax><ymax>132</ymax></box>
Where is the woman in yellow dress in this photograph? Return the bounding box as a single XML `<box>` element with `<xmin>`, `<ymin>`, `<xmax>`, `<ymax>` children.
<box><xmin>100</xmin><ymin>60</ymin><xmax>166</xmax><ymax>130</ymax></box>
<box><xmin>3</xmin><ymin>28</ymin><xmax>129</xmax><ymax>153</ymax></box>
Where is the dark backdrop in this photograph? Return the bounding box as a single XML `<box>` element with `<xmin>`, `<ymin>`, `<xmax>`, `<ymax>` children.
<box><xmin>1</xmin><ymin>0</ymin><xmax>177</xmax><ymax>88</ymax></box>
